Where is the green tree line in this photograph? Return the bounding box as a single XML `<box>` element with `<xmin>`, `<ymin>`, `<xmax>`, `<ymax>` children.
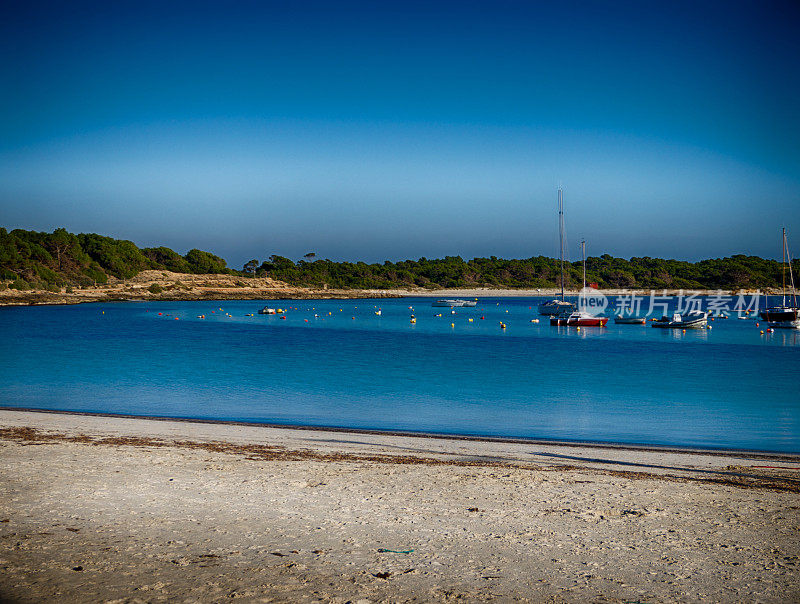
<box><xmin>0</xmin><ymin>227</ymin><xmax>228</xmax><ymax>289</ymax></box>
<box><xmin>2</xmin><ymin>227</ymin><xmax>798</xmax><ymax>291</ymax></box>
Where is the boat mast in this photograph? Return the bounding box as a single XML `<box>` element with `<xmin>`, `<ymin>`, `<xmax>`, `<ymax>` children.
<box><xmin>581</xmin><ymin>239</ymin><xmax>586</xmax><ymax>289</ymax></box>
<box><xmin>782</xmin><ymin>227</ymin><xmax>787</xmax><ymax>307</ymax></box>
<box><xmin>559</xmin><ymin>187</ymin><xmax>565</xmax><ymax>301</ymax></box>
<box><xmin>785</xmin><ymin>228</ymin><xmax>798</xmax><ymax>308</ymax></box>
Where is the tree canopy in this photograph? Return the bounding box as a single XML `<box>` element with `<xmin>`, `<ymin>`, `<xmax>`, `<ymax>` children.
<box><xmin>1</xmin><ymin>226</ymin><xmax>797</xmax><ymax>291</ymax></box>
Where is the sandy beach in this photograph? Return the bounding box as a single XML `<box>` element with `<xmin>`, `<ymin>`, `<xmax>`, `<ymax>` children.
<box><xmin>1</xmin><ymin>409</ymin><xmax>798</xmax><ymax>603</ymax></box>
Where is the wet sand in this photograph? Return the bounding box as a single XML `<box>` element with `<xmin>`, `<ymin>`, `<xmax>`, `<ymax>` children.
<box><xmin>1</xmin><ymin>409</ymin><xmax>798</xmax><ymax>602</ymax></box>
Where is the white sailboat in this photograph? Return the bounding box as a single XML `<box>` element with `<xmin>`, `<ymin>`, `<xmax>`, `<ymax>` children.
<box><xmin>538</xmin><ymin>187</ymin><xmax>576</xmax><ymax>316</ymax></box>
<box><xmin>761</xmin><ymin>228</ymin><xmax>800</xmax><ymax>328</ymax></box>
<box><xmin>550</xmin><ymin>240</ymin><xmax>608</xmax><ymax>326</ymax></box>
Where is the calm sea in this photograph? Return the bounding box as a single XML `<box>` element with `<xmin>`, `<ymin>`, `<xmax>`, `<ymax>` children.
<box><xmin>2</xmin><ymin>297</ymin><xmax>798</xmax><ymax>452</ymax></box>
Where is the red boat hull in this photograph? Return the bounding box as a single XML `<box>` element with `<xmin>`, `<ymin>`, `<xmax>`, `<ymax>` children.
<box><xmin>550</xmin><ymin>316</ymin><xmax>609</xmax><ymax>326</ymax></box>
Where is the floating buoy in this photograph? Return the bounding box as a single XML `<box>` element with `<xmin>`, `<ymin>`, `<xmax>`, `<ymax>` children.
<box><xmin>280</xmin><ymin>316</ymin><xmax>286</xmax><ymax>320</ymax></box>
<box><xmin>102</xmin><ymin>311</ymin><xmax>104</xmax><ymax>314</ymax></box>
<box><xmin>158</xmin><ymin>312</ymin><xmax>163</xmax><ymax>316</ymax></box>
<box><xmin>468</xmin><ymin>318</ymin><xmax>473</xmax><ymax>322</ymax></box>
<box><xmin>411</xmin><ymin>318</ymin><xmax>417</xmax><ymax>323</ymax></box>
<box><xmin>576</xmin><ymin>326</ymin><xmax>580</xmax><ymax>331</ymax></box>
<box><xmin>352</xmin><ymin>316</ymin><xmax>355</xmax><ymax>320</ymax></box>
<box><xmin>760</xmin><ymin>330</ymin><xmax>764</xmax><ymax>334</ymax></box>
<box><xmin>500</xmin><ymin>323</ymin><xmax>506</xmax><ymax>329</ymax></box>
<box><xmin>174</xmin><ymin>317</ymin><xmax>179</xmax><ymax>320</ymax></box>
<box><xmin>530</xmin><ymin>318</ymin><xmax>539</xmax><ymax>323</ymax></box>
<box><xmin>480</xmin><ymin>316</ymin><xmax>485</xmax><ymax>320</ymax></box>
<box><xmin>305</xmin><ymin>319</ymin><xmax>309</xmax><ymax>322</ymax></box>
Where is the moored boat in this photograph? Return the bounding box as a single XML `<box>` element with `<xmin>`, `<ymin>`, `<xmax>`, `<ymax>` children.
<box><xmin>614</xmin><ymin>316</ymin><xmax>646</xmax><ymax>324</ymax></box>
<box><xmin>759</xmin><ymin>228</ymin><xmax>798</xmax><ymax>326</ymax></box>
<box><xmin>551</xmin><ymin>310</ymin><xmax>609</xmax><ymax>327</ymax></box>
<box><xmin>651</xmin><ymin>312</ymin><xmax>708</xmax><ymax>329</ymax></box>
<box><xmin>258</xmin><ymin>306</ymin><xmax>277</xmax><ymax>314</ymax></box>
<box><xmin>538</xmin><ymin>299</ymin><xmax>575</xmax><ymax>315</ymax></box>
<box><xmin>431</xmin><ymin>299</ymin><xmax>476</xmax><ymax>307</ymax></box>
<box><xmin>550</xmin><ymin>239</ymin><xmax>607</xmax><ymax>327</ymax></box>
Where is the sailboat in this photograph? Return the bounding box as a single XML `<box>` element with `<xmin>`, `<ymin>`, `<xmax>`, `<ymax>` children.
<box><xmin>760</xmin><ymin>228</ymin><xmax>799</xmax><ymax>328</ymax></box>
<box><xmin>551</xmin><ymin>240</ymin><xmax>609</xmax><ymax>327</ymax></box>
<box><xmin>538</xmin><ymin>187</ymin><xmax>576</xmax><ymax>316</ymax></box>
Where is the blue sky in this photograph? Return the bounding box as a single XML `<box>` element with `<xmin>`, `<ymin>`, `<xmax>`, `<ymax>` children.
<box><xmin>1</xmin><ymin>1</ymin><xmax>799</xmax><ymax>268</ymax></box>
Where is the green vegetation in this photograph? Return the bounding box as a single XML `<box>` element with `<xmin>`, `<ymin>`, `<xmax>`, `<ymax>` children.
<box><xmin>255</xmin><ymin>254</ymin><xmax>798</xmax><ymax>290</ymax></box>
<box><xmin>0</xmin><ymin>227</ymin><xmax>230</xmax><ymax>288</ymax></box>
<box><xmin>1</xmin><ymin>226</ymin><xmax>798</xmax><ymax>290</ymax></box>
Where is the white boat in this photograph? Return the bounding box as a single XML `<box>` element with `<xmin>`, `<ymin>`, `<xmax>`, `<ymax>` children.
<box><xmin>651</xmin><ymin>312</ymin><xmax>708</xmax><ymax>329</ymax></box>
<box><xmin>258</xmin><ymin>306</ymin><xmax>277</xmax><ymax>315</ymax></box>
<box><xmin>539</xmin><ymin>187</ymin><xmax>576</xmax><ymax>316</ymax></box>
<box><xmin>432</xmin><ymin>299</ymin><xmax>477</xmax><ymax>307</ymax></box>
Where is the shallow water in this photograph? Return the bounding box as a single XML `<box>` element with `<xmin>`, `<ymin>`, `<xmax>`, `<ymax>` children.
<box><xmin>2</xmin><ymin>297</ymin><xmax>798</xmax><ymax>452</ymax></box>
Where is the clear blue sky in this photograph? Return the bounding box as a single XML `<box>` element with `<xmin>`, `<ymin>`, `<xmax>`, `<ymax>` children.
<box><xmin>2</xmin><ymin>0</ymin><xmax>799</xmax><ymax>268</ymax></box>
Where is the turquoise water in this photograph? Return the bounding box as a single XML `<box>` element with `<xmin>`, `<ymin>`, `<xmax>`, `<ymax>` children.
<box><xmin>1</xmin><ymin>297</ymin><xmax>798</xmax><ymax>452</ymax></box>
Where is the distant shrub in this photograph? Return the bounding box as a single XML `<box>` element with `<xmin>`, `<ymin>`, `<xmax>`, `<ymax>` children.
<box><xmin>10</xmin><ymin>278</ymin><xmax>31</xmax><ymax>290</ymax></box>
<box><xmin>65</xmin><ymin>286</ymin><xmax>73</xmax><ymax>293</ymax></box>
<box><xmin>148</xmin><ymin>283</ymin><xmax>163</xmax><ymax>294</ymax></box>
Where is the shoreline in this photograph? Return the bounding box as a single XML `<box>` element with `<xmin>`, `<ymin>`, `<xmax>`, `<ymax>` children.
<box><xmin>0</xmin><ymin>285</ymin><xmax>773</xmax><ymax>307</ymax></box>
<box><xmin>0</xmin><ymin>269</ymin><xmax>775</xmax><ymax>306</ymax></box>
<box><xmin>3</xmin><ymin>406</ymin><xmax>798</xmax><ymax>460</ymax></box>
<box><xmin>2</xmin><ymin>409</ymin><xmax>799</xmax><ymax>602</ymax></box>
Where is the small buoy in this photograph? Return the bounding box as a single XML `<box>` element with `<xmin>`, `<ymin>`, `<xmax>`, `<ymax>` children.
<box><xmin>411</xmin><ymin>318</ymin><xmax>417</xmax><ymax>323</ymax></box>
<box><xmin>707</xmin><ymin>325</ymin><xmax>712</xmax><ymax>330</ymax></box>
<box><xmin>102</xmin><ymin>311</ymin><xmax>104</xmax><ymax>314</ymax></box>
<box><xmin>174</xmin><ymin>317</ymin><xmax>179</xmax><ymax>320</ymax></box>
<box><xmin>305</xmin><ymin>319</ymin><xmax>309</xmax><ymax>322</ymax></box>
<box><xmin>280</xmin><ymin>316</ymin><xmax>286</xmax><ymax>320</ymax></box>
<box><xmin>480</xmin><ymin>316</ymin><xmax>485</xmax><ymax>320</ymax></box>
<box><xmin>756</xmin><ymin>322</ymin><xmax>760</xmax><ymax>327</ymax></box>
<box><xmin>352</xmin><ymin>316</ymin><xmax>355</xmax><ymax>320</ymax></box>
<box><xmin>468</xmin><ymin>318</ymin><xmax>473</xmax><ymax>322</ymax></box>
<box><xmin>158</xmin><ymin>312</ymin><xmax>163</xmax><ymax>316</ymax></box>
<box><xmin>760</xmin><ymin>330</ymin><xmax>764</xmax><ymax>334</ymax></box>
<box><xmin>450</xmin><ymin>322</ymin><xmax>455</xmax><ymax>327</ymax></box>
<box><xmin>500</xmin><ymin>323</ymin><xmax>506</xmax><ymax>329</ymax></box>
<box><xmin>576</xmin><ymin>326</ymin><xmax>580</xmax><ymax>331</ymax></box>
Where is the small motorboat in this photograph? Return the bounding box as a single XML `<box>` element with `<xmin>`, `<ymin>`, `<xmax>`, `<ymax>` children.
<box><xmin>651</xmin><ymin>312</ymin><xmax>708</xmax><ymax>329</ymax></box>
<box><xmin>767</xmin><ymin>318</ymin><xmax>800</xmax><ymax>329</ymax></box>
<box><xmin>614</xmin><ymin>316</ymin><xmax>646</xmax><ymax>325</ymax></box>
<box><xmin>258</xmin><ymin>306</ymin><xmax>277</xmax><ymax>315</ymax></box>
<box><xmin>551</xmin><ymin>311</ymin><xmax>609</xmax><ymax>327</ymax></box>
